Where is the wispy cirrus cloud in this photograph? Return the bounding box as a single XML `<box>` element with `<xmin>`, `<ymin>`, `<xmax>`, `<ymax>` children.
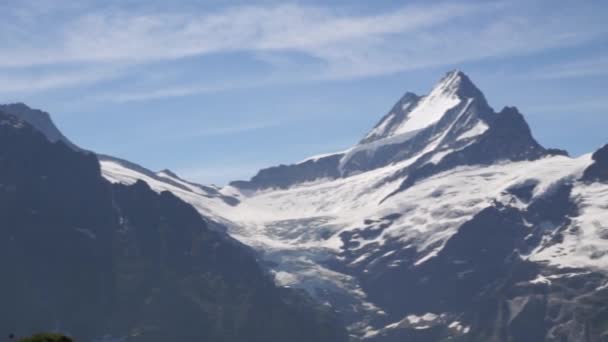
<box><xmin>0</xmin><ymin>2</ymin><xmax>481</xmax><ymax>67</ymax></box>
<box><xmin>93</xmin><ymin>77</ymin><xmax>280</xmax><ymax>103</ymax></box>
<box><xmin>0</xmin><ymin>1</ymin><xmax>607</xmax><ymax>98</ymax></box>
<box><xmin>123</xmin><ymin>117</ymin><xmax>288</xmax><ymax>146</ymax></box>
<box><xmin>0</xmin><ymin>65</ymin><xmax>124</xmax><ymax>93</ymax></box>
<box><xmin>523</xmin><ymin>100</ymin><xmax>608</xmax><ymax>114</ymax></box>
<box><xmin>178</xmin><ymin>120</ymin><xmax>285</xmax><ymax>139</ymax></box>
<box><xmin>523</xmin><ymin>56</ymin><xmax>608</xmax><ymax>80</ymax></box>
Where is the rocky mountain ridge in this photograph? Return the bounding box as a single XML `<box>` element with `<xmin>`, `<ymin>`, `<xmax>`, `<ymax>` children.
<box><xmin>2</xmin><ymin>71</ymin><xmax>607</xmax><ymax>341</ymax></box>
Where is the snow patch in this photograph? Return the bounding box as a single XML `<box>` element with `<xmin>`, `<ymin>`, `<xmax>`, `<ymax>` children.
<box><xmin>530</xmin><ymin>274</ymin><xmax>552</xmax><ymax>285</ymax></box>
<box><xmin>391</xmin><ymin>72</ymin><xmax>462</xmax><ymax>136</ymax></box>
<box><xmin>457</xmin><ymin>121</ymin><xmax>488</xmax><ymax>141</ymax></box>
<box><xmin>531</xmin><ymin>177</ymin><xmax>608</xmax><ymax>270</ymax></box>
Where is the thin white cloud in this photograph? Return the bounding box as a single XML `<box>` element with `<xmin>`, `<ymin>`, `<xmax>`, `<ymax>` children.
<box><xmin>0</xmin><ymin>66</ymin><xmax>123</xmax><ymax>93</ymax></box>
<box><xmin>523</xmin><ymin>100</ymin><xmax>608</xmax><ymax>114</ymax></box>
<box><xmin>94</xmin><ymin>77</ymin><xmax>279</xmax><ymax>103</ymax></box>
<box><xmin>124</xmin><ymin>118</ymin><xmax>287</xmax><ymax>145</ymax></box>
<box><xmin>0</xmin><ymin>3</ymin><xmax>482</xmax><ymax>67</ymax></box>
<box><xmin>1</xmin><ymin>1</ymin><xmax>606</xmax><ymax>97</ymax></box>
<box><xmin>524</xmin><ymin>56</ymin><xmax>608</xmax><ymax>80</ymax></box>
<box><xmin>97</xmin><ymin>83</ymin><xmax>240</xmax><ymax>103</ymax></box>
<box><xmin>181</xmin><ymin>120</ymin><xmax>284</xmax><ymax>139</ymax></box>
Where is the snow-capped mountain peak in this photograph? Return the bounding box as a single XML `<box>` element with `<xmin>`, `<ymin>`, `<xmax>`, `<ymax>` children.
<box><xmin>432</xmin><ymin>69</ymin><xmax>484</xmax><ymax>99</ymax></box>
<box><xmin>337</xmin><ymin>70</ymin><xmax>502</xmax><ymax>178</ymax></box>
<box><xmin>230</xmin><ymin>70</ymin><xmax>555</xmax><ymax>190</ymax></box>
<box><xmin>360</xmin><ymin>70</ymin><xmax>487</xmax><ymax>145</ymax></box>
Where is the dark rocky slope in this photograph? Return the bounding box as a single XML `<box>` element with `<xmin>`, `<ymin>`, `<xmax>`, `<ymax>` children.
<box><xmin>0</xmin><ymin>111</ymin><xmax>347</xmax><ymax>342</ymax></box>
<box><xmin>583</xmin><ymin>144</ymin><xmax>608</xmax><ymax>182</ymax></box>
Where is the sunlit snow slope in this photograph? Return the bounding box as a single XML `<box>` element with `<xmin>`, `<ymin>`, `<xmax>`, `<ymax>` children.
<box><xmin>98</xmin><ymin>71</ymin><xmax>608</xmax><ymax>341</ymax></box>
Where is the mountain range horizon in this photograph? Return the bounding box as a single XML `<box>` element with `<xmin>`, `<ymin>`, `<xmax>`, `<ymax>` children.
<box><xmin>1</xmin><ymin>1</ymin><xmax>607</xmax><ymax>341</ymax></box>
<box><xmin>1</xmin><ymin>69</ymin><xmax>583</xmax><ymax>187</ymax></box>
<box><xmin>1</xmin><ymin>69</ymin><xmax>607</xmax><ymax>341</ymax></box>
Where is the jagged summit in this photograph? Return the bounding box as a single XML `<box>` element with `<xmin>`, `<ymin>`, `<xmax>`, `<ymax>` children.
<box><xmin>360</xmin><ymin>70</ymin><xmax>488</xmax><ymax>145</ymax></box>
<box><xmin>428</xmin><ymin>69</ymin><xmax>474</xmax><ymax>98</ymax></box>
<box><xmin>338</xmin><ymin>70</ymin><xmax>502</xmax><ymax>176</ymax></box>
<box><xmin>438</xmin><ymin>70</ymin><xmax>486</xmax><ymax>99</ymax></box>
<box><xmin>232</xmin><ymin>70</ymin><xmax>554</xmax><ymax>190</ymax></box>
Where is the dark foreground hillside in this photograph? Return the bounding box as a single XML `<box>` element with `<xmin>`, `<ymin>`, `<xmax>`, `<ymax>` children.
<box><xmin>0</xmin><ymin>111</ymin><xmax>348</xmax><ymax>342</ymax></box>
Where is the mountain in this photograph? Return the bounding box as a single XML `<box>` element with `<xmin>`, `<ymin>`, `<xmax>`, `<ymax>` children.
<box><xmin>4</xmin><ymin>70</ymin><xmax>608</xmax><ymax>341</ymax></box>
<box><xmin>0</xmin><ymin>110</ymin><xmax>348</xmax><ymax>341</ymax></box>
<box><xmin>0</xmin><ymin>103</ymin><xmax>77</xmax><ymax>150</ymax></box>
<box><xmin>0</xmin><ymin>103</ymin><xmax>242</xmax><ymax>212</ymax></box>
<box><xmin>230</xmin><ymin>71</ymin><xmax>565</xmax><ymax>191</ymax></box>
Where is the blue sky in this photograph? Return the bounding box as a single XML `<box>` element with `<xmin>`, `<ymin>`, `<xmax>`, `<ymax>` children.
<box><xmin>1</xmin><ymin>0</ymin><xmax>607</xmax><ymax>184</ymax></box>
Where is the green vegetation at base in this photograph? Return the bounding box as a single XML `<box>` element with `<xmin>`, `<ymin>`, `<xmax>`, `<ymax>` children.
<box><xmin>17</xmin><ymin>333</ymin><xmax>74</xmax><ymax>342</ymax></box>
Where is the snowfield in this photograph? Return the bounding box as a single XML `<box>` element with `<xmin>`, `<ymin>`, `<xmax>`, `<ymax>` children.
<box><xmin>98</xmin><ymin>70</ymin><xmax>604</xmax><ymax>338</ymax></box>
<box><xmin>101</xmin><ymin>152</ymin><xmax>595</xmax><ymax>335</ymax></box>
<box><xmin>531</xmin><ymin>179</ymin><xmax>608</xmax><ymax>269</ymax></box>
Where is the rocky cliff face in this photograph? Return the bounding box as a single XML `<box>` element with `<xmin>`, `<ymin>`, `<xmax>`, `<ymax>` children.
<box><xmin>0</xmin><ymin>110</ymin><xmax>348</xmax><ymax>342</ymax></box>
<box><xmin>583</xmin><ymin>144</ymin><xmax>608</xmax><ymax>182</ymax></box>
